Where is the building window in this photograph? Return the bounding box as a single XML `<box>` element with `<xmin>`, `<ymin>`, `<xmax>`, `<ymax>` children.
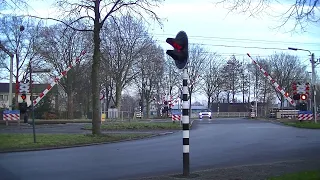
<box><xmin>0</xmin><ymin>95</ymin><xmax>3</xmax><ymax>101</ymax></box>
<box><xmin>4</xmin><ymin>95</ymin><xmax>8</xmax><ymax>101</ymax></box>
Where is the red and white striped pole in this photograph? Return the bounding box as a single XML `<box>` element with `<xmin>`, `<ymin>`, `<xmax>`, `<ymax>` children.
<box><xmin>32</xmin><ymin>50</ymin><xmax>86</xmax><ymax>107</ymax></box>
<box><xmin>247</xmin><ymin>53</ymin><xmax>296</xmax><ymax>106</ymax></box>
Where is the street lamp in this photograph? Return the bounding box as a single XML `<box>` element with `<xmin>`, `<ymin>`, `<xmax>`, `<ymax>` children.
<box><xmin>288</xmin><ymin>47</ymin><xmax>317</xmax><ymax>123</ymax></box>
<box><xmin>0</xmin><ymin>25</ymin><xmax>25</xmax><ymax>110</ymax></box>
<box><xmin>0</xmin><ymin>43</ymin><xmax>14</xmax><ymax>110</ymax></box>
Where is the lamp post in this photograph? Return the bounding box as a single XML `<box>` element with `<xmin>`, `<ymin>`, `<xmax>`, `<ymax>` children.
<box><xmin>0</xmin><ymin>26</ymin><xmax>25</xmax><ymax>110</ymax></box>
<box><xmin>288</xmin><ymin>47</ymin><xmax>317</xmax><ymax>123</ymax></box>
<box><xmin>0</xmin><ymin>43</ymin><xmax>14</xmax><ymax>110</ymax></box>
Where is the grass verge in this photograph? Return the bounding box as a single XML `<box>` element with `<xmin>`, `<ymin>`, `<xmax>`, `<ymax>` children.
<box><xmin>0</xmin><ymin>119</ymin><xmax>92</xmax><ymax>125</ymax></box>
<box><xmin>83</xmin><ymin>122</ymin><xmax>182</xmax><ymax>130</ymax></box>
<box><xmin>268</xmin><ymin>170</ymin><xmax>320</xmax><ymax>180</ymax></box>
<box><xmin>283</xmin><ymin>121</ymin><xmax>320</xmax><ymax>129</ymax></box>
<box><xmin>0</xmin><ymin>133</ymin><xmax>152</xmax><ymax>152</ymax></box>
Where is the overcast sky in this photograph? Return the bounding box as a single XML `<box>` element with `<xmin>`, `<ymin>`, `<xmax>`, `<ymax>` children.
<box><xmin>4</xmin><ymin>0</ymin><xmax>320</xmax><ymax>105</ymax></box>
<box><xmin>150</xmin><ymin>0</ymin><xmax>320</xmax><ymax>103</ymax></box>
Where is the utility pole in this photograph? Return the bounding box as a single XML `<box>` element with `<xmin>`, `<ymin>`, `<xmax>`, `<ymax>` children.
<box><xmin>311</xmin><ymin>53</ymin><xmax>317</xmax><ymax>123</ymax></box>
<box><xmin>288</xmin><ymin>47</ymin><xmax>317</xmax><ymax>123</ymax></box>
<box><xmin>255</xmin><ymin>67</ymin><xmax>258</xmax><ymax>117</ymax></box>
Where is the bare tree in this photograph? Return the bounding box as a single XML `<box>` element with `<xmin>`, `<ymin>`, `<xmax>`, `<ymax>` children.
<box><xmin>221</xmin><ymin>55</ymin><xmax>242</xmax><ymax>103</ymax></box>
<box><xmin>239</xmin><ymin>60</ymin><xmax>251</xmax><ymax>103</ymax></box>
<box><xmin>30</xmin><ymin>0</ymin><xmax>163</xmax><ymax>135</ymax></box>
<box><xmin>121</xmin><ymin>94</ymin><xmax>136</xmax><ymax>115</ymax></box>
<box><xmin>1</xmin><ymin>0</ymin><xmax>28</xmax><ymax>12</ymax></box>
<box><xmin>103</xmin><ymin>15</ymin><xmax>155</xmax><ymax>110</ymax></box>
<box><xmin>136</xmin><ymin>43</ymin><xmax>165</xmax><ymax>118</ymax></box>
<box><xmin>217</xmin><ymin>0</ymin><xmax>320</xmax><ymax>31</ymax></box>
<box><xmin>268</xmin><ymin>53</ymin><xmax>308</xmax><ymax>107</ymax></box>
<box><xmin>160</xmin><ymin>56</ymin><xmax>181</xmax><ymax>117</ymax></box>
<box><xmin>34</xmin><ymin>24</ymin><xmax>90</xmax><ymax>119</ymax></box>
<box><xmin>187</xmin><ymin>44</ymin><xmax>209</xmax><ymax>114</ymax></box>
<box><xmin>202</xmin><ymin>53</ymin><xmax>224</xmax><ymax>108</ymax></box>
<box><xmin>248</xmin><ymin>53</ymin><xmax>308</xmax><ymax>108</ymax></box>
<box><xmin>0</xmin><ymin>15</ymin><xmax>40</xmax><ymax>107</ymax></box>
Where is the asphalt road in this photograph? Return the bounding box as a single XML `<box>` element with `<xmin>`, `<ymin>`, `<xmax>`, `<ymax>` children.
<box><xmin>1</xmin><ymin>118</ymin><xmax>320</xmax><ymax>180</ymax></box>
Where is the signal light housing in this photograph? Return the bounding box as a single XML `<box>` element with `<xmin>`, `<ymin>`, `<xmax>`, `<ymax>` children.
<box><xmin>293</xmin><ymin>94</ymin><xmax>300</xmax><ymax>100</ymax></box>
<box><xmin>166</xmin><ymin>31</ymin><xmax>189</xmax><ymax>69</ymax></box>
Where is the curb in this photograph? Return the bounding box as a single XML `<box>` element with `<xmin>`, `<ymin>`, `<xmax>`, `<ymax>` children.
<box><xmin>0</xmin><ymin>132</ymin><xmax>176</xmax><ymax>154</ymax></box>
<box><xmin>190</xmin><ymin>119</ymin><xmax>195</xmax><ymax>127</ymax></box>
<box><xmin>128</xmin><ymin>160</ymin><xmax>311</xmax><ymax>180</ymax></box>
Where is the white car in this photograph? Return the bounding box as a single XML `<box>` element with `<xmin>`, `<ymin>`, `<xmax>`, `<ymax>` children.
<box><xmin>199</xmin><ymin>109</ymin><xmax>212</xmax><ymax>119</ymax></box>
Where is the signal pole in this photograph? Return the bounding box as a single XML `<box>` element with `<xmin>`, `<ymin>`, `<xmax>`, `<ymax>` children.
<box><xmin>29</xmin><ymin>62</ymin><xmax>36</xmax><ymax>143</ymax></box>
<box><xmin>182</xmin><ymin>67</ymin><xmax>189</xmax><ymax>176</ymax></box>
<box><xmin>166</xmin><ymin>31</ymin><xmax>190</xmax><ymax>177</ymax></box>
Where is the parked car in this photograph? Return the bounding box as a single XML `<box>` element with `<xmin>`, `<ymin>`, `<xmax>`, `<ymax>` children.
<box><xmin>199</xmin><ymin>109</ymin><xmax>212</xmax><ymax>119</ymax></box>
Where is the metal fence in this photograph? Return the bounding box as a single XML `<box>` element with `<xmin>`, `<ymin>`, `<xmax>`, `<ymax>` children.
<box><xmin>189</xmin><ymin>112</ymin><xmax>249</xmax><ymax>118</ymax></box>
<box><xmin>213</xmin><ymin>112</ymin><xmax>249</xmax><ymax>118</ymax></box>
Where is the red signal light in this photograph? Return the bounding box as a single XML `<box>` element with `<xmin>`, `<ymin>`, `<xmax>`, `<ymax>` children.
<box><xmin>21</xmin><ymin>93</ymin><xmax>26</xmax><ymax>100</ymax></box>
<box><xmin>300</xmin><ymin>94</ymin><xmax>307</xmax><ymax>100</ymax></box>
<box><xmin>171</xmin><ymin>42</ymin><xmax>182</xmax><ymax>50</ymax></box>
<box><xmin>166</xmin><ymin>38</ymin><xmax>182</xmax><ymax>51</ymax></box>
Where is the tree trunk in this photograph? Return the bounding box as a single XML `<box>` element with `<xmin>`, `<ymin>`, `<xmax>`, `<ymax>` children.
<box><xmin>207</xmin><ymin>96</ymin><xmax>211</xmax><ymax>109</ymax></box>
<box><xmin>105</xmin><ymin>83</ymin><xmax>112</xmax><ymax>117</ymax></box>
<box><xmin>66</xmin><ymin>72</ymin><xmax>74</xmax><ymax>119</ymax></box>
<box><xmin>232</xmin><ymin>87</ymin><xmax>235</xmax><ymax>103</ymax></box>
<box><xmin>15</xmin><ymin>74</ymin><xmax>19</xmax><ymax>108</ymax></box>
<box><xmin>227</xmin><ymin>92</ymin><xmax>230</xmax><ymax>103</ymax></box>
<box><xmin>55</xmin><ymin>93</ymin><xmax>59</xmax><ymax>114</ymax></box>
<box><xmin>91</xmin><ymin>1</ymin><xmax>102</xmax><ymax>135</ymax></box>
<box><xmin>67</xmin><ymin>91</ymin><xmax>74</xmax><ymax>119</ymax></box>
<box><xmin>157</xmin><ymin>85</ymin><xmax>161</xmax><ymax>117</ymax></box>
<box><xmin>242</xmin><ymin>82</ymin><xmax>245</xmax><ymax>103</ymax></box>
<box><xmin>146</xmin><ymin>101</ymin><xmax>150</xmax><ymax>118</ymax></box>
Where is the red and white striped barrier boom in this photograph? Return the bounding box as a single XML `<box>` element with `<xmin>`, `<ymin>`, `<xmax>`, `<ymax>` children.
<box><xmin>247</xmin><ymin>53</ymin><xmax>296</xmax><ymax>106</ymax></box>
<box><xmin>32</xmin><ymin>50</ymin><xmax>86</xmax><ymax>107</ymax></box>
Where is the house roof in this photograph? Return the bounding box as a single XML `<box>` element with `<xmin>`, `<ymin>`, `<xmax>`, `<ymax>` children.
<box><xmin>0</xmin><ymin>83</ymin><xmax>58</xmax><ymax>94</ymax></box>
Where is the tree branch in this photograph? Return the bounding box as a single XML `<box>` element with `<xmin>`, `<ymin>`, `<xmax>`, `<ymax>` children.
<box><xmin>25</xmin><ymin>15</ymin><xmax>93</xmax><ymax>32</ymax></box>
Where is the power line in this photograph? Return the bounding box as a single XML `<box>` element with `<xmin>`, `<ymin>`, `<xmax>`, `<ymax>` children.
<box><xmin>192</xmin><ymin>43</ymin><xmax>292</xmax><ymax>51</ymax></box>
<box><xmin>152</xmin><ymin>33</ymin><xmax>320</xmax><ymax>46</ymax></box>
<box><xmin>156</xmin><ymin>40</ymin><xmax>320</xmax><ymax>52</ymax></box>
